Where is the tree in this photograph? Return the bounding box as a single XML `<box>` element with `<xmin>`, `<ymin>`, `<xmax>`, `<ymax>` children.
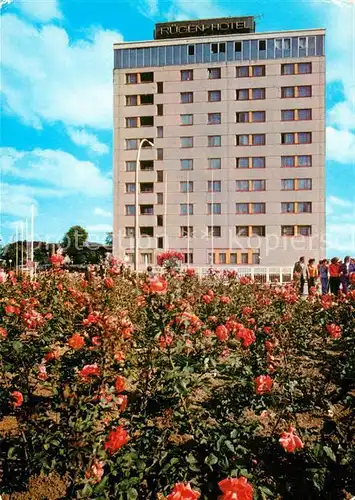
<box><xmin>105</xmin><ymin>232</ymin><xmax>113</xmax><ymax>246</ymax></box>
<box><xmin>61</xmin><ymin>226</ymin><xmax>88</xmax><ymax>265</ymax></box>
<box><xmin>0</xmin><ymin>242</ymin><xmax>27</xmax><ymax>267</ymax></box>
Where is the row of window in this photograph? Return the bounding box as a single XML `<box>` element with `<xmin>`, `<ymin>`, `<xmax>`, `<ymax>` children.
<box><xmin>125</xmin><ymin>132</ymin><xmax>313</xmax><ymax>149</ymax></box>
<box><xmin>125</xmin><ymin>85</ymin><xmax>312</xmax><ymax>106</ymax></box>
<box><xmin>122</xmin><ymin>250</ymin><xmax>262</xmax><ymax>266</ymax></box>
<box><xmin>125</xmin><ymin>178</ymin><xmax>312</xmax><ymax>194</ymax></box>
<box><xmin>124</xmin><ymin>202</ymin><xmax>313</xmax><ymax>216</ymax></box>
<box><xmin>125</xmin><ymin>155</ymin><xmax>313</xmax><ymax>171</ymax></box>
<box><xmin>125</xmin><ymin>108</ymin><xmax>312</xmax><ymax>128</ymax></box>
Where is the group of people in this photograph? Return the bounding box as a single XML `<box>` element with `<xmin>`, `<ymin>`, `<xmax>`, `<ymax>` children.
<box><xmin>293</xmin><ymin>256</ymin><xmax>355</xmax><ymax>295</ymax></box>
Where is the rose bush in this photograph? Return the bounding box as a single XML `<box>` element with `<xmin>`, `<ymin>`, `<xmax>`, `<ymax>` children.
<box><xmin>0</xmin><ymin>266</ymin><xmax>354</xmax><ymax>499</ymax></box>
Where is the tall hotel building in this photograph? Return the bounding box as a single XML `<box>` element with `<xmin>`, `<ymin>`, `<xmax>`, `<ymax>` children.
<box><xmin>113</xmin><ymin>17</ymin><xmax>325</xmax><ymax>268</ymax></box>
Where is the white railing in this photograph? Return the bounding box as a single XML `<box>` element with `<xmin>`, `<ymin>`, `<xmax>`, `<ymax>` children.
<box><xmin>152</xmin><ymin>266</ymin><xmax>294</xmax><ymax>284</ymax></box>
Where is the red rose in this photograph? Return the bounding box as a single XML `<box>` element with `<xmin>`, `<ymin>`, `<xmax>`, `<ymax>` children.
<box><xmin>326</xmin><ymin>323</ymin><xmax>342</xmax><ymax>339</ymax></box>
<box><xmin>0</xmin><ymin>327</ymin><xmax>8</xmax><ymax>339</ymax></box>
<box><xmin>215</xmin><ymin>325</ymin><xmax>229</xmax><ymax>342</ymax></box>
<box><xmin>279</xmin><ymin>426</ymin><xmax>304</xmax><ymax>452</ymax></box>
<box><xmin>11</xmin><ymin>391</ymin><xmax>23</xmax><ymax>408</ymax></box>
<box><xmin>68</xmin><ymin>333</ymin><xmax>85</xmax><ymax>350</ymax></box>
<box><xmin>85</xmin><ymin>459</ymin><xmax>105</xmax><ymax>484</ymax></box>
<box><xmin>167</xmin><ymin>483</ymin><xmax>200</xmax><ymax>500</ymax></box>
<box><xmin>255</xmin><ymin>375</ymin><xmax>273</xmax><ymax>394</ymax></box>
<box><xmin>117</xmin><ymin>394</ymin><xmax>128</xmax><ymax>412</ymax></box>
<box><xmin>115</xmin><ymin>376</ymin><xmax>126</xmax><ymax>393</ymax></box>
<box><xmin>79</xmin><ymin>364</ymin><xmax>100</xmax><ymax>381</ymax></box>
<box><xmin>202</xmin><ymin>294</ymin><xmax>213</xmax><ymax>304</ymax></box>
<box><xmin>104</xmin><ymin>277</ymin><xmax>114</xmax><ymax>289</ymax></box>
<box><xmin>50</xmin><ymin>254</ymin><xmax>64</xmax><ymax>267</ymax></box>
<box><xmin>242</xmin><ymin>306</ymin><xmax>253</xmax><ymax>317</ymax></box>
<box><xmin>219</xmin><ymin>476</ymin><xmax>253</xmax><ymax>500</ymax></box>
<box><xmin>149</xmin><ymin>277</ymin><xmax>168</xmax><ymax>294</ymax></box>
<box><xmin>263</xmin><ymin>326</ymin><xmax>272</xmax><ymax>335</ymax></box>
<box><xmin>5</xmin><ymin>304</ymin><xmax>20</xmax><ymax>315</ymax></box>
<box><xmin>220</xmin><ymin>296</ymin><xmax>231</xmax><ymax>304</ymax></box>
<box><xmin>104</xmin><ymin>427</ymin><xmax>129</xmax><ymax>454</ymax></box>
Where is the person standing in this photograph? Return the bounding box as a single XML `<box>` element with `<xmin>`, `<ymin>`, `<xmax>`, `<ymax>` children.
<box><xmin>329</xmin><ymin>257</ymin><xmax>341</xmax><ymax>295</ymax></box>
<box><xmin>340</xmin><ymin>256</ymin><xmax>351</xmax><ymax>294</ymax></box>
<box><xmin>319</xmin><ymin>259</ymin><xmax>329</xmax><ymax>295</ymax></box>
<box><xmin>349</xmin><ymin>258</ymin><xmax>355</xmax><ymax>289</ymax></box>
<box><xmin>293</xmin><ymin>256</ymin><xmax>306</xmax><ymax>295</ymax></box>
<box><xmin>306</xmin><ymin>258</ymin><xmax>318</xmax><ymax>293</ymax></box>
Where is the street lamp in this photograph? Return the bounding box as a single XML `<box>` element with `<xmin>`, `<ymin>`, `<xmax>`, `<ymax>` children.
<box><xmin>135</xmin><ymin>138</ymin><xmax>154</xmax><ymax>272</ymax></box>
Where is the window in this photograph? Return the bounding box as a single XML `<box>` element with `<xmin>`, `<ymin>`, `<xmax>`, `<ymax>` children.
<box><xmin>141</xmin><ymin>253</ymin><xmax>153</xmax><ymax>265</ymax></box>
<box><xmin>180</xmin><ymin>181</ymin><xmax>193</xmax><ymax>193</ymax></box>
<box><xmin>298</xmin><ymin>155</ymin><xmax>312</xmax><ymax>167</ymax></box>
<box><xmin>298</xmin><ymin>132</ymin><xmax>312</xmax><ymax>144</ymax></box>
<box><xmin>157</xmin><ymin>104</ymin><xmax>163</xmax><ymax>116</ymax></box>
<box><xmin>211</xmin><ymin>42</ymin><xmax>225</xmax><ymax>53</ymax></box>
<box><xmin>298</xmin><ymin>109</ymin><xmax>312</xmax><ymax>120</ymax></box>
<box><xmin>126</xmin><ymin>73</ymin><xmax>138</xmax><ymax>84</ymax></box>
<box><xmin>208</xmin><ymin>180</ymin><xmax>221</xmax><ymax>192</ymax></box>
<box><xmin>236</xmin><ymin>157</ymin><xmax>249</xmax><ymax>168</ymax></box>
<box><xmin>298</xmin><ymin>202</ymin><xmax>312</xmax><ymax>213</ymax></box>
<box><xmin>140</xmin><ymin>182</ymin><xmax>153</xmax><ymax>193</ymax></box>
<box><xmin>208</xmin><ymin>90</ymin><xmax>221</xmax><ymax>102</ymax></box>
<box><xmin>236</xmin><ymin>89</ymin><xmax>249</xmax><ymax>100</ymax></box>
<box><xmin>181</xmin><ymin>92</ymin><xmax>193</xmax><ymax>103</ymax></box>
<box><xmin>281</xmin><ymin>110</ymin><xmax>295</xmax><ymax>121</ymax></box>
<box><xmin>251</xmin><ymin>111</ymin><xmax>265</xmax><ymax>122</ymax></box>
<box><xmin>299</xmin><ymin>225</ymin><xmax>312</xmax><ymax>236</ymax></box>
<box><xmin>251</xmin><ymin>180</ymin><xmax>266</xmax><ymax>191</ymax></box>
<box><xmin>157</xmin><ymin>215</ymin><xmax>163</xmax><ymax>227</ymax></box>
<box><xmin>281</xmin><ymin>226</ymin><xmax>295</xmax><ymax>236</ymax></box>
<box><xmin>252</xmin><ymin>157</ymin><xmax>265</xmax><ymax>168</ymax></box>
<box><xmin>281</xmin><ymin>156</ymin><xmax>295</xmax><ymax>168</ymax></box>
<box><xmin>208</xmin><ymin>67</ymin><xmax>221</xmax><ymax>79</ymax></box>
<box><xmin>157</xmin><ymin>148</ymin><xmax>163</xmax><ymax>160</ymax></box>
<box><xmin>141</xmin><ymin>94</ymin><xmax>154</xmax><ymax>105</ymax></box>
<box><xmin>181</xmin><ymin>136</ymin><xmax>193</xmax><ymax>148</ymax></box>
<box><xmin>236</xmin><ymin>180</ymin><xmax>249</xmax><ymax>191</ymax></box>
<box><xmin>157</xmin><ymin>237</ymin><xmax>164</xmax><ymax>249</ymax></box>
<box><xmin>252</xmin><ymin>88</ymin><xmax>265</xmax><ymax>100</ymax></box>
<box><xmin>125</xmin><ymin>227</ymin><xmax>135</xmax><ymax>237</ymax></box>
<box><xmin>236</xmin><ymin>203</ymin><xmax>249</xmax><ymax>214</ymax></box>
<box><xmin>281</xmin><ymin>133</ymin><xmax>295</xmax><ymax>145</ymax></box>
<box><xmin>126</xmin><ymin>205</ymin><xmax>135</xmax><ymax>216</ymax></box>
<box><xmin>157</xmin><ymin>193</ymin><xmax>163</xmax><ymax>204</ymax></box>
<box><xmin>126</xmin><ymin>95</ymin><xmax>138</xmax><ymax>106</ymax></box>
<box><xmin>208</xmin><ymin>226</ymin><xmax>221</xmax><ymax>237</ymax></box>
<box><xmin>258</xmin><ymin>40</ymin><xmax>266</xmax><ymax>51</ymax></box>
<box><xmin>252</xmin><ymin>134</ymin><xmax>265</xmax><ymax>146</ymax></box>
<box><xmin>281</xmin><ymin>63</ymin><xmax>295</xmax><ymax>75</ymax></box>
<box><xmin>126</xmin><ymin>139</ymin><xmax>138</xmax><ymax>150</ymax></box>
<box><xmin>157</xmin><ymin>170</ymin><xmax>163</xmax><ymax>182</ymax></box>
<box><xmin>281</xmin><ymin>179</ymin><xmax>295</xmax><ymax>190</ymax></box>
<box><xmin>236</xmin><ymin>135</ymin><xmax>249</xmax><ymax>146</ymax></box>
<box><xmin>298</xmin><ymin>86</ymin><xmax>312</xmax><ymax>97</ymax></box>
<box><xmin>140</xmin><ymin>227</ymin><xmax>154</xmax><ymax>237</ymax></box>
<box><xmin>208</xmin><ymin>112</ymin><xmax>221</xmax><ymax>125</ymax></box>
<box><xmin>140</xmin><ymin>72</ymin><xmax>154</xmax><ymax>83</ymax></box>
<box><xmin>180</xmin><ymin>204</ymin><xmax>193</xmax><ymax>215</ymax></box>
<box><xmin>235</xmin><ymin>41</ymin><xmax>242</xmax><ymax>52</ymax></box>
<box><xmin>157</xmin><ymin>126</ymin><xmax>163</xmax><ymax>138</ymax></box>
<box><xmin>180</xmin><ymin>226</ymin><xmax>193</xmax><ymax>237</ymax></box>
<box><xmin>298</xmin><ymin>178</ymin><xmax>312</xmax><ymax>190</ymax></box>
<box><xmin>298</xmin><ymin>62</ymin><xmax>312</xmax><ymax>74</ymax></box>
<box><xmin>236</xmin><ymin>112</ymin><xmax>249</xmax><ymax>123</ymax></box>
<box><xmin>219</xmin><ymin>43</ymin><xmax>226</xmax><ymax>53</ymax></box>
<box><xmin>252</xmin><ymin>65</ymin><xmax>265</xmax><ymax>77</ymax></box>
<box><xmin>181</xmin><ymin>114</ymin><xmax>193</xmax><ymax>126</ymax></box>
<box><xmin>208</xmin><ymin>135</ymin><xmax>221</xmax><ymax>147</ymax></box>
<box><xmin>251</xmin><ymin>226</ymin><xmax>265</xmax><ymax>237</ymax></box>
<box><xmin>209</xmin><ymin>158</ymin><xmax>221</xmax><ymax>170</ymax></box>
<box><xmin>208</xmin><ymin>203</ymin><xmax>221</xmax><ymax>215</ymax></box>
<box><xmin>183</xmin><ymin>252</ymin><xmax>193</xmax><ymax>264</ymax></box>
<box><xmin>157</xmin><ymin>82</ymin><xmax>163</xmax><ymax>93</ymax></box>
<box><xmin>252</xmin><ymin>252</ymin><xmax>260</xmax><ymax>265</ymax></box>
<box><xmin>236</xmin><ymin>66</ymin><xmax>249</xmax><ymax>78</ymax></box>
<box><xmin>181</xmin><ymin>69</ymin><xmax>193</xmax><ymax>81</ymax></box>
<box><xmin>236</xmin><ymin>226</ymin><xmax>249</xmax><ymax>236</ymax></box>
<box><xmin>211</xmin><ymin>43</ymin><xmax>218</xmax><ymax>54</ymax></box>
<box><xmin>251</xmin><ymin>203</ymin><xmax>265</xmax><ymax>214</ymax></box>
<box><xmin>126</xmin><ymin>161</ymin><xmax>136</xmax><ymax>171</ymax></box>
<box><xmin>140</xmin><ymin>116</ymin><xmax>154</xmax><ymax>127</ymax></box>
<box><xmin>299</xmin><ymin>37</ymin><xmax>307</xmax><ymax>49</ymax></box>
<box><xmin>281</xmin><ymin>202</ymin><xmax>295</xmax><ymax>213</ymax></box>
<box><xmin>281</xmin><ymin>87</ymin><xmax>295</xmax><ymax>98</ymax></box>
<box><xmin>126</xmin><ymin>183</ymin><xmax>136</xmax><ymax>193</ymax></box>
<box><xmin>140</xmin><ymin>205</ymin><xmax>154</xmax><ymax>215</ymax></box>
<box><xmin>188</xmin><ymin>45</ymin><xmax>195</xmax><ymax>56</ymax></box>
<box><xmin>219</xmin><ymin>253</ymin><xmax>227</xmax><ymax>264</ymax></box>
<box><xmin>181</xmin><ymin>159</ymin><xmax>193</xmax><ymax>170</ymax></box>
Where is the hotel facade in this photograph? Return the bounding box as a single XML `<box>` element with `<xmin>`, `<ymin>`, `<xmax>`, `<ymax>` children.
<box><xmin>113</xmin><ymin>17</ymin><xmax>325</xmax><ymax>268</ymax></box>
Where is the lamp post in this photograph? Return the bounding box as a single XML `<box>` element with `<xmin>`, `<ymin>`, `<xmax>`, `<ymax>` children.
<box><xmin>135</xmin><ymin>138</ymin><xmax>154</xmax><ymax>272</ymax></box>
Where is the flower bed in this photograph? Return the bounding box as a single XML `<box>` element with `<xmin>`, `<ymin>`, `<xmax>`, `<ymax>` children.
<box><xmin>0</xmin><ymin>267</ymin><xmax>354</xmax><ymax>499</ymax></box>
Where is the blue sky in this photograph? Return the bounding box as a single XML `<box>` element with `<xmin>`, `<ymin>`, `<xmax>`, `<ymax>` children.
<box><xmin>0</xmin><ymin>0</ymin><xmax>354</xmax><ymax>256</ymax></box>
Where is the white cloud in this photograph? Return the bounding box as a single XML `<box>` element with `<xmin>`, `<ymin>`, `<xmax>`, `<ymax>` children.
<box><xmin>1</xmin><ymin>183</ymin><xmax>39</xmax><ymax>218</ymax></box>
<box><xmin>166</xmin><ymin>0</ymin><xmax>228</xmax><ymax>20</ymax></box>
<box><xmin>328</xmin><ymin>101</ymin><xmax>355</xmax><ymax>131</ymax></box>
<box><xmin>137</xmin><ymin>0</ymin><xmax>159</xmax><ymax>18</ymax></box>
<box><xmin>87</xmin><ymin>224</ymin><xmax>112</xmax><ymax>232</ymax></box>
<box><xmin>1</xmin><ymin>147</ymin><xmax>111</xmax><ymax>197</ymax></box>
<box><xmin>93</xmin><ymin>207</ymin><xmax>112</xmax><ymax>218</ymax></box>
<box><xmin>15</xmin><ymin>0</ymin><xmax>62</xmax><ymax>22</ymax></box>
<box><xmin>328</xmin><ymin>195</ymin><xmax>353</xmax><ymax>208</ymax></box>
<box><xmin>327</xmin><ymin>223</ymin><xmax>355</xmax><ymax>254</ymax></box>
<box><xmin>67</xmin><ymin>128</ymin><xmax>109</xmax><ymax>155</ymax></box>
<box><xmin>1</xmin><ymin>14</ymin><xmax>123</xmax><ymax>129</ymax></box>
<box><xmin>326</xmin><ymin>126</ymin><xmax>355</xmax><ymax>164</ymax></box>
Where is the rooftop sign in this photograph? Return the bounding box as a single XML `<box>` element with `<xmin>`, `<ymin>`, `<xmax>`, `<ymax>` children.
<box><xmin>154</xmin><ymin>17</ymin><xmax>255</xmax><ymax>40</ymax></box>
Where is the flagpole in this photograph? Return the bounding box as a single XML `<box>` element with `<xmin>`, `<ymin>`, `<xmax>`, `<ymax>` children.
<box><xmin>31</xmin><ymin>205</ymin><xmax>35</xmax><ymax>279</ymax></box>
<box><xmin>21</xmin><ymin>222</ymin><xmax>24</xmax><ymax>271</ymax></box>
<box><xmin>15</xmin><ymin>224</ymin><xmax>19</xmax><ymax>273</ymax></box>
<box><xmin>187</xmin><ymin>170</ymin><xmax>190</xmax><ymax>267</ymax></box>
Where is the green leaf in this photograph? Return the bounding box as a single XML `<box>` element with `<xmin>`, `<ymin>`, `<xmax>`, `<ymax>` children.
<box><xmin>12</xmin><ymin>341</ymin><xmax>23</xmax><ymax>353</ymax></box>
<box><xmin>186</xmin><ymin>453</ymin><xmax>197</xmax><ymax>465</ymax></box>
<box><xmin>94</xmin><ymin>475</ymin><xmax>109</xmax><ymax>492</ymax></box>
<box><xmin>230</xmin><ymin>430</ymin><xmax>238</xmax><ymax>439</ymax></box>
<box><xmin>205</xmin><ymin>453</ymin><xmax>218</xmax><ymax>467</ymax></box>
<box><xmin>225</xmin><ymin>440</ymin><xmax>235</xmax><ymax>453</ymax></box>
<box><xmin>127</xmin><ymin>488</ymin><xmax>138</xmax><ymax>499</ymax></box>
<box><xmin>323</xmin><ymin>446</ymin><xmax>336</xmax><ymax>462</ymax></box>
<box><xmin>7</xmin><ymin>447</ymin><xmax>16</xmax><ymax>459</ymax></box>
<box><xmin>82</xmin><ymin>483</ymin><xmax>93</xmax><ymax>497</ymax></box>
<box><xmin>259</xmin><ymin>486</ymin><xmax>274</xmax><ymax>496</ymax></box>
